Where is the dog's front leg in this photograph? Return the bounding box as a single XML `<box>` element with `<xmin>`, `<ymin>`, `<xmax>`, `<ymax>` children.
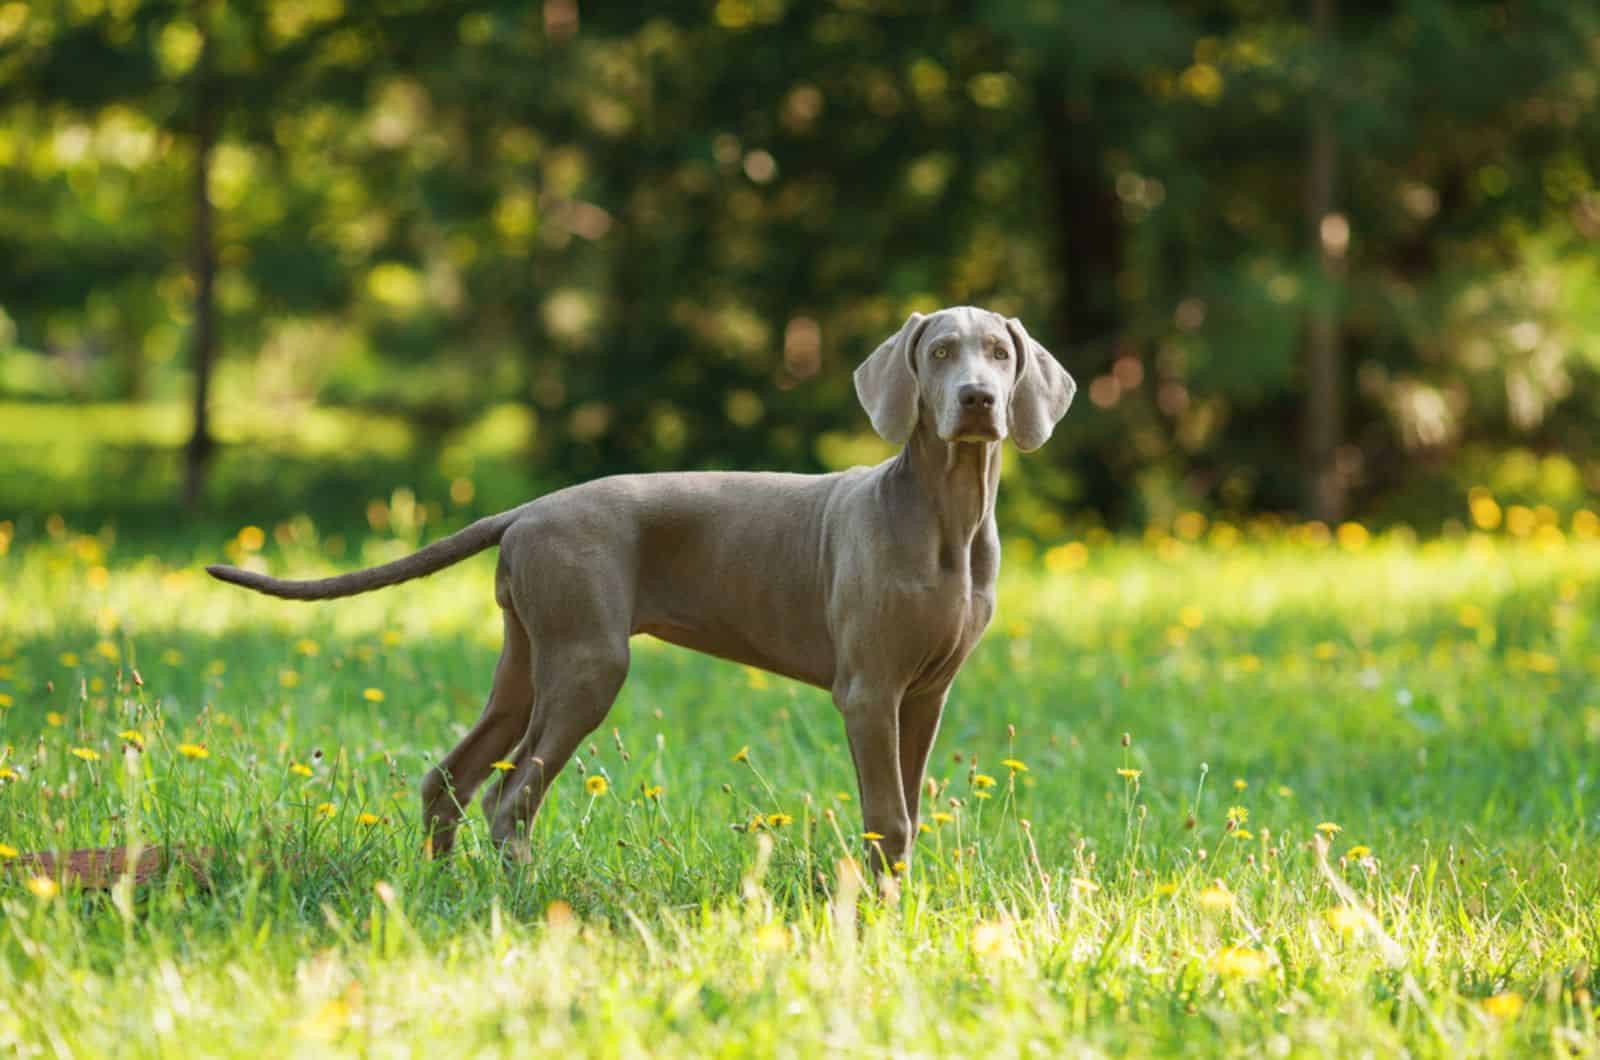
<box><xmin>834</xmin><ymin>680</ymin><xmax>911</xmax><ymax>877</ymax></box>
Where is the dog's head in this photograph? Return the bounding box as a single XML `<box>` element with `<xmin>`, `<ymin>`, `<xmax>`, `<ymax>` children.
<box><xmin>854</xmin><ymin>306</ymin><xmax>1076</xmax><ymax>451</ymax></box>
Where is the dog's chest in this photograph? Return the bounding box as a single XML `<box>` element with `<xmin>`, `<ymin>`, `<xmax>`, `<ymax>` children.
<box><xmin>901</xmin><ymin>572</ymin><xmax>995</xmax><ymax>692</ymax></box>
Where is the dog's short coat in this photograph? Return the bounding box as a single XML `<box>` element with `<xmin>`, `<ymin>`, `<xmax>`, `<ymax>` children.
<box><xmin>209</xmin><ymin>306</ymin><xmax>1076</xmax><ymax>871</ymax></box>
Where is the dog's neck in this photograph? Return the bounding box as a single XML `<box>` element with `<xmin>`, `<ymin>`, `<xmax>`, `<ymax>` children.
<box><xmin>895</xmin><ymin>424</ymin><xmax>1001</xmax><ymax>564</ymax></box>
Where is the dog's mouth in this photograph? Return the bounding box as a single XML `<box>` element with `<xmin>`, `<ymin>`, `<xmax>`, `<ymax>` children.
<box><xmin>946</xmin><ymin>412</ymin><xmax>1004</xmax><ymax>444</ymax></box>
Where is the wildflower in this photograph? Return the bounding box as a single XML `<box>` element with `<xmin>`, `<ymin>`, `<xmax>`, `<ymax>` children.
<box><xmin>0</xmin><ymin>693</ymin><xmax>10</xmax><ymax>708</ymax></box>
<box><xmin>747</xmin><ymin>814</ymin><xmax>765</xmax><ymax>831</ymax></box>
<box><xmin>205</xmin><ymin>660</ymin><xmax>226</xmax><ymax>676</ymax></box>
<box><xmin>732</xmin><ymin>746</ymin><xmax>750</xmax><ymax>763</ymax></box>
<box><xmin>0</xmin><ymin>843</ymin><xmax>17</xmax><ymax>859</ymax></box>
<box><xmin>1155</xmin><ymin>881</ymin><xmax>1178</xmax><ymax>897</ymax></box>
<box><xmin>279</xmin><ymin>670</ymin><xmax>301</xmax><ymax>689</ymax></box>
<box><xmin>1325</xmin><ymin>906</ymin><xmax>1363</xmax><ymax>936</ymax></box>
<box><xmin>316</xmin><ymin>802</ymin><xmax>336</xmax><ymax>818</ymax></box>
<box><xmin>862</xmin><ymin>831</ymin><xmax>884</xmax><ymax>842</ymax></box>
<box><xmin>490</xmin><ymin>760</ymin><xmax>515</xmax><ymax>772</ymax></box>
<box><xmin>1001</xmin><ymin>758</ymin><xmax>1028</xmax><ymax>773</ymax></box>
<box><xmin>295</xmin><ymin>639</ymin><xmax>320</xmax><ymax>657</ymax></box>
<box><xmin>289</xmin><ymin>762</ymin><xmax>313</xmax><ymax>777</ymax></box>
<box><xmin>118</xmin><ymin>730</ymin><xmax>144</xmax><ymax>748</ymax></box>
<box><xmin>1275</xmin><ymin>785</ymin><xmax>1293</xmax><ymax>797</ymax></box>
<box><xmin>1178</xmin><ymin>604</ymin><xmax>1205</xmax><ymax>629</ymax></box>
<box><xmin>362</xmin><ymin>688</ymin><xmax>385</xmax><ymax>703</ymax></box>
<box><xmin>94</xmin><ymin>640</ymin><xmax>119</xmax><ymax>662</ymax></box>
<box><xmin>1233</xmin><ymin>778</ymin><xmax>1247</xmax><ymax>792</ymax></box>
<box><xmin>1481</xmin><ymin>993</ymin><xmax>1524</xmax><ymax>1020</ymax></box>
<box><xmin>892</xmin><ymin>860</ymin><xmax>907</xmax><ymax>874</ymax></box>
<box><xmin>1232</xmin><ymin>828</ymin><xmax>1254</xmax><ymax>841</ymax></box>
<box><xmin>1117</xmin><ymin>768</ymin><xmax>1142</xmax><ymax>780</ymax></box>
<box><xmin>59</xmin><ymin>652</ymin><xmax>80</xmax><ymax>667</ymax></box>
<box><xmin>70</xmin><ymin>747</ymin><xmax>101</xmax><ymax>763</ymax></box>
<box><xmin>177</xmin><ymin>743</ymin><xmax>210</xmax><ymax>760</ymax></box>
<box><xmin>357</xmin><ymin>812</ymin><xmax>381</xmax><ymax>826</ymax></box>
<box><xmin>1211</xmin><ymin>946</ymin><xmax>1269</xmax><ymax>979</ymax></box>
<box><xmin>835</xmin><ymin>792</ymin><xmax>852</xmax><ymax>802</ymax></box>
<box><xmin>765</xmin><ymin>812</ymin><xmax>793</xmax><ymax>828</ymax></box>
<box><xmin>1226</xmin><ymin>805</ymin><xmax>1249</xmax><ymax>826</ymax></box>
<box><xmin>1344</xmin><ymin>844</ymin><xmax>1371</xmax><ymax>861</ymax></box>
<box><xmin>585</xmin><ymin>775</ymin><xmax>609</xmax><ymax>796</ymax></box>
<box><xmin>27</xmin><ymin>876</ymin><xmax>59</xmax><ymax>900</ymax></box>
<box><xmin>0</xmin><ymin>767</ymin><xmax>16</xmax><ymax>781</ymax></box>
<box><xmin>1313</xmin><ymin>641</ymin><xmax>1338</xmax><ymax>660</ymax></box>
<box><xmin>1198</xmin><ymin>884</ymin><xmax>1233</xmax><ymax>910</ymax></box>
<box><xmin>46</xmin><ymin>712</ymin><xmax>64</xmax><ymax>727</ymax></box>
<box><xmin>973</xmin><ymin>790</ymin><xmax>992</xmax><ymax>800</ymax></box>
<box><xmin>1316</xmin><ymin>821</ymin><xmax>1342</xmax><ymax>835</ymax></box>
<box><xmin>917</xmin><ymin>822</ymin><xmax>932</xmax><ymax>834</ymax></box>
<box><xmin>381</xmin><ymin>630</ymin><xmax>403</xmax><ymax>647</ymax></box>
<box><xmin>972</xmin><ymin>774</ymin><xmax>996</xmax><ymax>790</ymax></box>
<box><xmin>643</xmin><ymin>784</ymin><xmax>664</xmax><ymax>799</ymax></box>
<box><xmin>931</xmin><ymin>812</ymin><xmax>955</xmax><ymax>825</ymax></box>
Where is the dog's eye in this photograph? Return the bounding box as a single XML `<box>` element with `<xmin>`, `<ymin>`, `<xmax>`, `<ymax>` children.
<box><xmin>993</xmin><ymin>346</ymin><xmax>1010</xmax><ymax>360</ymax></box>
<box><xmin>931</xmin><ymin>345</ymin><xmax>950</xmax><ymax>360</ymax></box>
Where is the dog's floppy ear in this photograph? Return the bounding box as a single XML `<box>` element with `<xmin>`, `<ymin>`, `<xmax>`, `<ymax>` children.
<box><xmin>1004</xmin><ymin>318</ymin><xmax>1076</xmax><ymax>452</ymax></box>
<box><xmin>854</xmin><ymin>312</ymin><xmax>929</xmax><ymax>445</ymax></box>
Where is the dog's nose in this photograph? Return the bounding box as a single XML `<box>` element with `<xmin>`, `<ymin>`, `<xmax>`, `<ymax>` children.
<box><xmin>958</xmin><ymin>384</ymin><xmax>996</xmax><ymax>410</ymax></box>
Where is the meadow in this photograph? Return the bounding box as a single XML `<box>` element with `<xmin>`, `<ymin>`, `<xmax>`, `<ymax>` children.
<box><xmin>2</xmin><ymin>409</ymin><xmax>1599</xmax><ymax>1056</ymax></box>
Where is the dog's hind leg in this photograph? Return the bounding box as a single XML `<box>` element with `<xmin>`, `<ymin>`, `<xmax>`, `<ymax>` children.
<box><xmin>420</xmin><ymin>606</ymin><xmax>533</xmax><ymax>856</ymax></box>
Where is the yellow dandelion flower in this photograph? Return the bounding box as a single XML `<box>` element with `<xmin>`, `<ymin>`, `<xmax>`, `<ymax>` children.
<box><xmin>1276</xmin><ymin>785</ymin><xmax>1293</xmax><ymax>797</ymax></box>
<box><xmin>490</xmin><ymin>760</ymin><xmax>514</xmax><ymax>772</ymax></box>
<box><xmin>932</xmin><ymin>812</ymin><xmax>955</xmax><ymax>825</ymax></box>
<box><xmin>59</xmin><ymin>652</ymin><xmax>80</xmax><ymax>667</ymax></box>
<box><xmin>643</xmin><ymin>784</ymin><xmax>664</xmax><ymax>799</ymax></box>
<box><xmin>766</xmin><ymin>812</ymin><xmax>793</xmax><ymax>828</ymax></box>
<box><xmin>585</xmin><ymin>775</ymin><xmax>609</xmax><ymax>796</ymax></box>
<box><xmin>0</xmin><ymin>693</ymin><xmax>11</xmax><ymax>708</ymax></box>
<box><xmin>295</xmin><ymin>639</ymin><xmax>320</xmax><ymax>657</ymax></box>
<box><xmin>0</xmin><ymin>842</ymin><xmax>17</xmax><ymax>859</ymax></box>
<box><xmin>1232</xmin><ymin>778</ymin><xmax>1247</xmax><ymax>791</ymax></box>
<box><xmin>177</xmin><ymin>743</ymin><xmax>209</xmax><ymax>760</ymax></box>
<box><xmin>1198</xmin><ymin>884</ymin><xmax>1234</xmax><ymax>910</ymax></box>
<box><xmin>1178</xmin><ymin>604</ymin><xmax>1205</xmax><ymax>629</ymax></box>
<box><xmin>1226</xmin><ymin>805</ymin><xmax>1248</xmax><ymax>825</ymax></box>
<box><xmin>1325</xmin><ymin>906</ymin><xmax>1363</xmax><ymax>935</ymax></box>
<box><xmin>1481</xmin><ymin>993</ymin><xmax>1524</xmax><ymax>1020</ymax></box>
<box><xmin>1316</xmin><ymin>821</ymin><xmax>1342</xmax><ymax>835</ymax></box>
<box><xmin>94</xmin><ymin>640</ymin><xmax>119</xmax><ymax>662</ymax></box>
<box><xmin>0</xmin><ymin>767</ymin><xmax>17</xmax><ymax>781</ymax></box>
<box><xmin>205</xmin><ymin>659</ymin><xmax>226</xmax><ymax>676</ymax></box>
<box><xmin>891</xmin><ymin>860</ymin><xmax>907</xmax><ymax>874</ymax></box>
<box><xmin>862</xmin><ymin>831</ymin><xmax>884</xmax><ymax>842</ymax></box>
<box><xmin>732</xmin><ymin>745</ymin><xmax>750</xmax><ymax>763</ymax></box>
<box><xmin>289</xmin><ymin>762</ymin><xmax>313</xmax><ymax>777</ymax></box>
<box><xmin>70</xmin><ymin>747</ymin><xmax>101</xmax><ymax>763</ymax></box>
<box><xmin>917</xmin><ymin>821</ymin><xmax>933</xmax><ymax>834</ymax></box>
<box><xmin>1001</xmin><ymin>758</ymin><xmax>1028</xmax><ymax>772</ymax></box>
<box><xmin>747</xmin><ymin>814</ymin><xmax>766</xmax><ymax>831</ymax></box>
<box><xmin>973</xmin><ymin>790</ymin><xmax>991</xmax><ymax>800</ymax></box>
<box><xmin>279</xmin><ymin>670</ymin><xmax>301</xmax><ymax>689</ymax></box>
<box><xmin>835</xmin><ymin>792</ymin><xmax>852</xmax><ymax>802</ymax></box>
<box><xmin>1155</xmin><ymin>881</ymin><xmax>1178</xmax><ymax>897</ymax></box>
<box><xmin>1211</xmin><ymin>946</ymin><xmax>1269</xmax><ymax>979</ymax></box>
<box><xmin>118</xmin><ymin>730</ymin><xmax>144</xmax><ymax>748</ymax></box>
<box><xmin>1117</xmin><ymin>767</ymin><xmax>1142</xmax><ymax>780</ymax></box>
<box><xmin>27</xmin><ymin>876</ymin><xmax>59</xmax><ymax>900</ymax></box>
<box><xmin>1232</xmin><ymin>828</ymin><xmax>1254</xmax><ymax>841</ymax></box>
<box><xmin>381</xmin><ymin>630</ymin><xmax>403</xmax><ymax>647</ymax></box>
<box><xmin>1344</xmin><ymin>844</ymin><xmax>1372</xmax><ymax>861</ymax></box>
<box><xmin>972</xmin><ymin>773</ymin><xmax>997</xmax><ymax>790</ymax></box>
<box><xmin>357</xmin><ymin>812</ymin><xmax>381</xmax><ymax>826</ymax></box>
<box><xmin>46</xmin><ymin>712</ymin><xmax>64</xmax><ymax>727</ymax></box>
<box><xmin>160</xmin><ymin>649</ymin><xmax>183</xmax><ymax>666</ymax></box>
<box><xmin>316</xmin><ymin>802</ymin><xmax>336</xmax><ymax>818</ymax></box>
<box><xmin>362</xmin><ymin>688</ymin><xmax>385</xmax><ymax>703</ymax></box>
<box><xmin>1312</xmin><ymin>641</ymin><xmax>1338</xmax><ymax>660</ymax></box>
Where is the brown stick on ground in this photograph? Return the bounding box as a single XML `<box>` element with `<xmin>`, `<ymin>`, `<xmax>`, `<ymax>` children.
<box><xmin>7</xmin><ymin>845</ymin><xmax>213</xmax><ymax>889</ymax></box>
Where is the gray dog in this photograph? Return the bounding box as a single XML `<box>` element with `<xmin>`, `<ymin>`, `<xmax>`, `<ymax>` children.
<box><xmin>208</xmin><ymin>305</ymin><xmax>1076</xmax><ymax>872</ymax></box>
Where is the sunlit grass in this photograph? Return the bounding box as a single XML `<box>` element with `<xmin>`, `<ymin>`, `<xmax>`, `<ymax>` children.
<box><xmin>1</xmin><ymin>510</ymin><xmax>1599</xmax><ymax>1055</ymax></box>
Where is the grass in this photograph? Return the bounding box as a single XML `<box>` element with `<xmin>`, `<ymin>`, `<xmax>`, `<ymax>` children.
<box><xmin>3</xmin><ymin>470</ymin><xmax>1600</xmax><ymax>1054</ymax></box>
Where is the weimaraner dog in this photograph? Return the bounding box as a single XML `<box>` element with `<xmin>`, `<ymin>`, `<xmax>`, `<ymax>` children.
<box><xmin>208</xmin><ymin>306</ymin><xmax>1076</xmax><ymax>872</ymax></box>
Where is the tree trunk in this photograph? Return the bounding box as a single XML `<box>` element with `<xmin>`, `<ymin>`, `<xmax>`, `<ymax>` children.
<box><xmin>183</xmin><ymin>4</ymin><xmax>218</xmax><ymax>511</ymax></box>
<box><xmin>1303</xmin><ymin>0</ymin><xmax>1345</xmax><ymax>523</ymax></box>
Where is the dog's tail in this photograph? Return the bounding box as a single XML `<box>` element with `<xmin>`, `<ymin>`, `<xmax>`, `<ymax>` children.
<box><xmin>206</xmin><ymin>508</ymin><xmax>524</xmax><ymax>601</ymax></box>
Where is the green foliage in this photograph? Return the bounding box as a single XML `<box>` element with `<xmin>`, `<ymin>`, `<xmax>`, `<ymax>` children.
<box><xmin>2</xmin><ymin>1</ymin><xmax>1599</xmax><ymax>521</ymax></box>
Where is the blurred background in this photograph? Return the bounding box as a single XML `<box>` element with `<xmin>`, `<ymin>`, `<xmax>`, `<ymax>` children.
<box><xmin>3</xmin><ymin>0</ymin><xmax>1599</xmax><ymax>547</ymax></box>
